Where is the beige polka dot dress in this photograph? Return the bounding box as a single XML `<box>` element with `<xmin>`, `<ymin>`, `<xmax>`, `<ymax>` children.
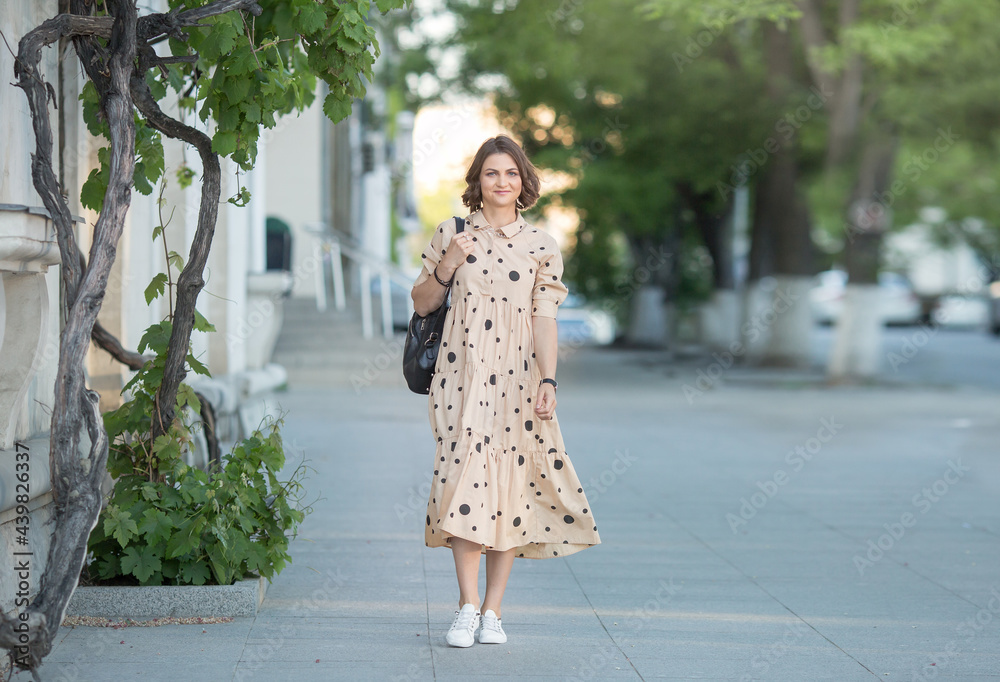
<box><xmin>414</xmin><ymin>210</ymin><xmax>601</xmax><ymax>559</ymax></box>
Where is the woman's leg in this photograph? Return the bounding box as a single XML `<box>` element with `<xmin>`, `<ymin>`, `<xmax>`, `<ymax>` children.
<box><xmin>482</xmin><ymin>548</ymin><xmax>515</xmax><ymax>617</ymax></box>
<box><xmin>450</xmin><ymin>537</ymin><xmax>483</xmax><ymax>609</ymax></box>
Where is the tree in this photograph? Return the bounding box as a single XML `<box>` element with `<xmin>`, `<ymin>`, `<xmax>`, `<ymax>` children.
<box><xmin>642</xmin><ymin>1</ymin><xmax>817</xmax><ymax>365</ymax></box>
<box><xmin>0</xmin><ymin>0</ymin><xmax>403</xmax><ymax>673</ymax></box>
<box><xmin>801</xmin><ymin>0</ymin><xmax>1000</xmax><ymax>379</ymax></box>
<box><xmin>649</xmin><ymin>0</ymin><xmax>1000</xmax><ymax>375</ymax></box>
<box><xmin>436</xmin><ymin>0</ymin><xmax>777</xmax><ymax>345</ymax></box>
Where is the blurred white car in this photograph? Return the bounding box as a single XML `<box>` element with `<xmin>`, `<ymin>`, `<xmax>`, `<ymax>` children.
<box><xmin>810</xmin><ymin>270</ymin><xmax>923</xmax><ymax>325</ymax></box>
<box><xmin>932</xmin><ymin>294</ymin><xmax>989</xmax><ymax>329</ymax></box>
<box><xmin>557</xmin><ymin>293</ymin><xmax>617</xmax><ymax>346</ymax></box>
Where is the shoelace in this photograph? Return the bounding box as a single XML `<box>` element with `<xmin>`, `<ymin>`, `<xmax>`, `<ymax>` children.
<box><xmin>449</xmin><ymin>608</ymin><xmax>478</xmax><ymax>633</ymax></box>
<box><xmin>481</xmin><ymin>612</ymin><xmax>502</xmax><ymax>632</ymax></box>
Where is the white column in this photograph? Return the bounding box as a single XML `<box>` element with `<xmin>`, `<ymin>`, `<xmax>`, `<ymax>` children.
<box><xmin>247</xmin><ymin>144</ymin><xmax>267</xmax><ymax>274</ymax></box>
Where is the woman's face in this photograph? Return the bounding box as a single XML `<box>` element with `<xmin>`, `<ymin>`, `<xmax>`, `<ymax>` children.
<box><xmin>479</xmin><ymin>152</ymin><xmax>522</xmax><ymax>212</ymax></box>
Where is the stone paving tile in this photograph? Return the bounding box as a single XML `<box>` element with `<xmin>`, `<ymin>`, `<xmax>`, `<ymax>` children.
<box><xmin>846</xmin><ymin>649</ymin><xmax>1000</xmax><ymax>678</ymax></box>
<box><xmin>241</xmin><ymin>635</ymin><xmax>428</xmax><ymax>664</ymax></box>
<box><xmin>628</xmin><ymin>651</ymin><xmax>877</xmax><ymax>680</ymax></box>
<box><xmin>35</xmin><ymin>347</ymin><xmax>1000</xmax><ymax>681</ymax></box>
<box><xmin>43</xmin><ymin>621</ymin><xmax>253</xmax><ymax>662</ymax></box>
<box><xmin>234</xmin><ymin>659</ymin><xmax>434</xmax><ymax>682</ymax></box>
<box><xmin>433</xmin><ymin>675</ymin><xmax>641</xmax><ymax>682</ymax></box>
<box><xmin>431</xmin><ymin>641</ymin><xmax>632</xmax><ymax>677</ymax></box>
<box><xmin>27</xmin><ymin>661</ymin><xmax>240</xmax><ymax>681</ymax></box>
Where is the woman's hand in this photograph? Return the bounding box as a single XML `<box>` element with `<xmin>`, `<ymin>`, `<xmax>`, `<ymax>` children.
<box><xmin>438</xmin><ymin>230</ymin><xmax>476</xmax><ymax>279</ymax></box>
<box><xmin>412</xmin><ymin>228</ymin><xmax>477</xmax><ymax>316</ymax></box>
<box><xmin>534</xmin><ymin>383</ymin><xmax>557</xmax><ymax>420</ymax></box>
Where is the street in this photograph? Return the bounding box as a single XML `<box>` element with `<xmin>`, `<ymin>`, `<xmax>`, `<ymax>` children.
<box><xmin>32</xmin><ymin>335</ymin><xmax>1000</xmax><ymax>681</ymax></box>
<box><xmin>813</xmin><ymin>324</ymin><xmax>1000</xmax><ymax>392</ymax></box>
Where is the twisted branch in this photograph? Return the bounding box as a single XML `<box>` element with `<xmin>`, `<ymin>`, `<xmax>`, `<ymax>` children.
<box><xmin>0</xmin><ymin>0</ymin><xmax>137</xmax><ymax>673</ymax></box>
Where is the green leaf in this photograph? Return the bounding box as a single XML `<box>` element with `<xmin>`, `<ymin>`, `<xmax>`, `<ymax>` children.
<box><xmin>229</xmin><ymin>44</ymin><xmax>260</xmax><ymax>75</ymax></box>
<box><xmin>193</xmin><ymin>308</ymin><xmax>216</xmax><ymax>332</ymax></box>
<box><xmin>138</xmin><ymin>321</ymin><xmax>172</xmax><ymax>355</ymax></box>
<box><xmin>179</xmin><ymin>560</ymin><xmax>212</xmax><ymax>586</ymax></box>
<box><xmin>187</xmin><ymin>353</ymin><xmax>211</xmax><ymax>377</ymax></box>
<box><xmin>79</xmin><ymin>81</ymin><xmax>105</xmax><ymax>136</ymax></box>
<box><xmin>167</xmin><ymin>250</ymin><xmax>185</xmax><ymax>271</ymax></box>
<box><xmin>97</xmin><ymin>554</ymin><xmax>121</xmax><ymax>580</ymax></box>
<box><xmin>152</xmin><ymin>434</ymin><xmax>181</xmax><ymax>464</ymax></box>
<box><xmin>133</xmin><ymin>161</ymin><xmax>154</xmax><ymax>195</ymax></box>
<box><xmin>81</xmin><ymin>167</ymin><xmax>108</xmax><ymax>212</ymax></box>
<box><xmin>256</xmin><ymin>442</ymin><xmax>284</xmax><ymax>472</ymax></box>
<box><xmin>165</xmin><ymin>64</ymin><xmax>185</xmax><ymax>94</ymax></box>
<box><xmin>144</xmin><ymin>272</ymin><xmax>168</xmax><ymax>305</ymax></box>
<box><xmin>212</xmin><ymin>130</ymin><xmax>239</xmax><ymax>156</ymax></box>
<box><xmin>223</xmin><ymin>74</ymin><xmax>252</xmax><ymax>104</ymax></box>
<box><xmin>212</xmin><ymin>20</ymin><xmax>240</xmax><ymax>60</ymax></box>
<box><xmin>243</xmin><ymin>101</ymin><xmax>262</xmax><ymax>123</ymax></box>
<box><xmin>207</xmin><ymin>544</ymin><xmax>234</xmax><ymax>585</ymax></box>
<box><xmin>294</xmin><ymin>2</ymin><xmax>327</xmax><ymax>34</ymax></box>
<box><xmin>243</xmin><ymin>541</ymin><xmax>270</xmax><ymax>574</ymax></box>
<box><xmin>323</xmin><ymin>92</ymin><xmax>353</xmax><ymax>123</ymax></box>
<box><xmin>121</xmin><ymin>545</ymin><xmax>163</xmax><ymax>583</ymax></box>
<box><xmin>176</xmin><ymin>383</ymin><xmax>201</xmax><ymax>413</ymax></box>
<box><xmin>176</xmin><ymin>165</ymin><xmax>197</xmax><ymax>189</ymax></box>
<box><xmin>134</xmin><ymin>118</ymin><xmax>165</xmax><ymax>192</ymax></box>
<box><xmin>166</xmin><ymin>520</ymin><xmax>202</xmax><ymax>559</ymax></box>
<box><xmin>103</xmin><ymin>507</ymin><xmax>139</xmax><ymax>548</ymax></box>
<box><xmin>137</xmin><ymin>508</ymin><xmax>174</xmax><ymax>546</ymax></box>
<box><xmin>140</xmin><ymin>483</ymin><xmax>160</xmax><ymax>503</ymax></box>
<box><xmin>227</xmin><ymin>186</ymin><xmax>251</xmax><ymax>207</ymax></box>
<box><xmin>161</xmin><ymin>558</ymin><xmax>180</xmax><ymax>580</ymax></box>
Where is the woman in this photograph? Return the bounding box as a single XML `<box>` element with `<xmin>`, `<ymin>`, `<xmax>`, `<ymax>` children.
<box><xmin>411</xmin><ymin>135</ymin><xmax>600</xmax><ymax>648</ymax></box>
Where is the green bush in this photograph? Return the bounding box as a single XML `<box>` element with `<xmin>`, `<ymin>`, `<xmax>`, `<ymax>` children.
<box><xmin>86</xmin><ymin>320</ymin><xmax>308</xmax><ymax>586</ymax></box>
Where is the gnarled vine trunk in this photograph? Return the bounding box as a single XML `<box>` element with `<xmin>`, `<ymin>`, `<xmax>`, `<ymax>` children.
<box><xmin>0</xmin><ymin>0</ymin><xmax>262</xmax><ymax>674</ymax></box>
<box><xmin>0</xmin><ymin>2</ymin><xmax>137</xmax><ymax>673</ymax></box>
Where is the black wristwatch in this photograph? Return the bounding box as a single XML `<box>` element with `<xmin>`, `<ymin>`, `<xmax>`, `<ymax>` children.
<box><xmin>541</xmin><ymin>378</ymin><xmax>558</xmax><ymax>391</ymax></box>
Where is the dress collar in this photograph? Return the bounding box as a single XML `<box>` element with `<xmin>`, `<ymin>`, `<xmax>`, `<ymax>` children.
<box><xmin>468</xmin><ymin>209</ymin><xmax>527</xmax><ymax>239</ymax></box>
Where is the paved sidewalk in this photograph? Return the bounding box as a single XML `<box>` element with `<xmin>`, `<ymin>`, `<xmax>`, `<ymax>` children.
<box><xmin>30</xmin><ymin>345</ymin><xmax>1000</xmax><ymax>681</ymax></box>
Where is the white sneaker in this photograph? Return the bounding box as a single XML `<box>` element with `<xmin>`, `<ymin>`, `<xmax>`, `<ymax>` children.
<box><xmin>478</xmin><ymin>609</ymin><xmax>507</xmax><ymax>644</ymax></box>
<box><xmin>445</xmin><ymin>603</ymin><xmax>480</xmax><ymax>647</ymax></box>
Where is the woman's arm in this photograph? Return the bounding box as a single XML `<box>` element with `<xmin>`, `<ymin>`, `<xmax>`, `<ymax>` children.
<box><xmin>532</xmin><ymin>316</ymin><xmax>558</xmax><ymax>420</ymax></box>
<box><xmin>411</xmin><ymin>232</ymin><xmax>475</xmax><ymax>316</ymax></box>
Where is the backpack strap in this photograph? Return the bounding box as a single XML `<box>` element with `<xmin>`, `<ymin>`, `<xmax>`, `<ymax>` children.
<box><xmin>443</xmin><ymin>217</ymin><xmax>466</xmax><ymax>306</ymax></box>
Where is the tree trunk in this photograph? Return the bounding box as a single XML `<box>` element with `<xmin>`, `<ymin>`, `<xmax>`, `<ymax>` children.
<box><xmin>130</xmin><ymin>75</ymin><xmax>223</xmax><ymax>443</ymax></box>
<box><xmin>621</xmin><ymin>204</ymin><xmax>681</xmax><ymax>348</ymax></box>
<box><xmin>68</xmin><ymin>0</ymin><xmax>262</xmax><ymax>448</ymax></box>
<box><xmin>0</xmin><ymin>2</ymin><xmax>137</xmax><ymax>673</ymax></box>
<box><xmin>624</xmin><ymin>228</ymin><xmax>676</xmax><ymax>347</ymax></box>
<box><xmin>799</xmin><ymin>0</ymin><xmax>864</xmax><ymax>169</ymax></box>
<box><xmin>827</xmin><ymin>127</ymin><xmax>899</xmax><ymax>380</ymax></box>
<box><xmin>677</xmin><ymin>183</ymin><xmax>738</xmax><ymax>350</ymax></box>
<box><xmin>744</xmin><ymin>22</ymin><xmax>815</xmax><ymax>367</ymax></box>
<box><xmin>678</xmin><ymin>183</ymin><xmax>734</xmax><ymax>290</ymax></box>
<box><xmin>0</xmin><ymin>0</ymin><xmax>263</xmax><ymax>673</ymax></box>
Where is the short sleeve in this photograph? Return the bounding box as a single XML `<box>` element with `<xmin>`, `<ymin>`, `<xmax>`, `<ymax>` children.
<box><xmin>531</xmin><ymin>245</ymin><xmax>569</xmax><ymax>318</ymax></box>
<box><xmin>413</xmin><ymin>219</ymin><xmax>455</xmax><ymax>289</ymax></box>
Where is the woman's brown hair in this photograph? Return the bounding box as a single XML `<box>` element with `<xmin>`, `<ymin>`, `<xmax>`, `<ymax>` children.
<box><xmin>461</xmin><ymin>135</ymin><xmax>541</xmax><ymax>212</ymax></box>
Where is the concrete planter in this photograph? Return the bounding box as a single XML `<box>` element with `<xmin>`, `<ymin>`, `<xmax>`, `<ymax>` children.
<box><xmin>65</xmin><ymin>576</ymin><xmax>268</xmax><ymax>619</ymax></box>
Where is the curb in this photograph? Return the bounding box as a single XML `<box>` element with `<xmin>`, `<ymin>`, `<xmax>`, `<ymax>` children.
<box><xmin>65</xmin><ymin>576</ymin><xmax>268</xmax><ymax>618</ymax></box>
